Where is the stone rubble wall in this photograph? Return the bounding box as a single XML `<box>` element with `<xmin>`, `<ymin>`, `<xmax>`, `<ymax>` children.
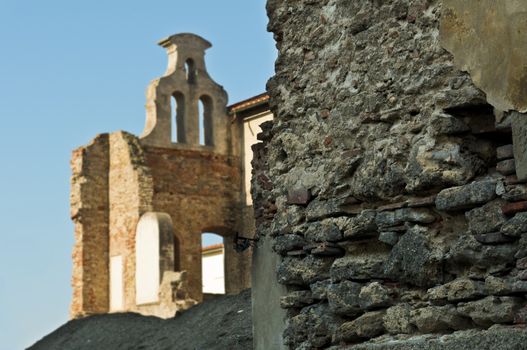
<box><xmin>254</xmin><ymin>0</ymin><xmax>527</xmax><ymax>348</ymax></box>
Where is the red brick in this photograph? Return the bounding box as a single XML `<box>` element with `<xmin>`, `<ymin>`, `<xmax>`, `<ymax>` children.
<box><xmin>502</xmin><ymin>201</ymin><xmax>527</xmax><ymax>216</ymax></box>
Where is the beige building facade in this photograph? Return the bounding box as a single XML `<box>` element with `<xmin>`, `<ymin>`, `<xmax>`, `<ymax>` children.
<box><xmin>70</xmin><ymin>33</ymin><xmax>272</xmax><ymax>319</ymax></box>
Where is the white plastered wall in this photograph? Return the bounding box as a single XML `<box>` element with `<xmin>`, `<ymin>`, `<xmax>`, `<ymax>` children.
<box><xmin>135</xmin><ymin>213</ymin><xmax>161</xmax><ymax>305</ymax></box>
<box><xmin>110</xmin><ymin>255</ymin><xmax>124</xmax><ymax>311</ymax></box>
<box><xmin>243</xmin><ymin>111</ymin><xmax>274</xmax><ymax>205</ymax></box>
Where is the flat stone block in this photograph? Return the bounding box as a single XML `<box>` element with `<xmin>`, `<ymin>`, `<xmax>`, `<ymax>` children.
<box><xmin>280</xmin><ymin>291</ymin><xmax>314</xmax><ymax>309</ymax></box>
<box><xmin>497</xmin><ymin>159</ymin><xmax>517</xmax><ymax>176</ymax></box>
<box><xmin>273</xmin><ymin>234</ymin><xmax>307</xmax><ymax>255</ymax></box>
<box><xmin>512</xmin><ymin>112</ymin><xmax>527</xmax><ymax>181</ymax></box>
<box><xmin>407</xmin><ymin>195</ymin><xmax>437</xmax><ymax>208</ymax></box>
<box><xmin>378</xmin><ymin>231</ymin><xmax>399</xmax><ymax>246</ymax></box>
<box><xmin>497</xmin><ymin>144</ymin><xmax>514</xmax><ymax>160</ymax></box>
<box><xmin>347</xmin><ymin>325</ymin><xmax>527</xmax><ymax>350</ymax></box>
<box><xmin>426</xmin><ymin>278</ymin><xmax>485</xmax><ymax>302</ymax></box>
<box><xmin>331</xmin><ymin>254</ymin><xmax>386</xmax><ymax>282</ymax></box>
<box><xmin>466</xmin><ymin>200</ymin><xmax>506</xmax><ymax>235</ymax></box>
<box><xmin>436</xmin><ymin>180</ymin><xmax>497</xmax><ymax>211</ymax></box>
<box><xmin>334</xmin><ymin>310</ymin><xmax>385</xmax><ymax>343</ymax></box>
<box><xmin>327</xmin><ymin>280</ymin><xmax>363</xmax><ymax>316</ymax></box>
<box><xmin>474</xmin><ymin>232</ymin><xmax>514</xmax><ymax>244</ymax></box>
<box><xmin>517</xmin><ymin>257</ymin><xmax>527</xmax><ymax>270</ymax></box>
<box><xmin>457</xmin><ymin>296</ymin><xmax>523</xmax><ymax>327</ymax></box>
<box><xmin>375</xmin><ymin>208</ymin><xmax>435</xmax><ymax>228</ymax></box>
<box><xmin>505</xmin><ymin>175</ymin><xmax>525</xmax><ymax>185</ymax></box>
<box><xmin>287</xmin><ymin>188</ymin><xmax>312</xmax><ymax>205</ymax></box>
<box><xmin>501</xmin><ymin>212</ymin><xmax>527</xmax><ymax>237</ymax></box>
<box><xmin>517</xmin><ymin>270</ymin><xmax>527</xmax><ymax>281</ymax></box>
<box><xmin>502</xmin><ymin>184</ymin><xmax>527</xmax><ymax>202</ymax></box>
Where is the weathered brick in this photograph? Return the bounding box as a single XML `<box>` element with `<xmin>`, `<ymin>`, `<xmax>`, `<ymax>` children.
<box><xmin>502</xmin><ymin>201</ymin><xmax>527</xmax><ymax>216</ymax></box>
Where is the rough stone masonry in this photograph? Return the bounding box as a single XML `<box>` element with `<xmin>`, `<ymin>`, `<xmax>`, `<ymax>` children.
<box><xmin>253</xmin><ymin>0</ymin><xmax>527</xmax><ymax>349</ymax></box>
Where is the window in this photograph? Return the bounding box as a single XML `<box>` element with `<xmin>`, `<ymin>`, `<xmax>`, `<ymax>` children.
<box><xmin>171</xmin><ymin>92</ymin><xmax>185</xmax><ymax>143</ymax></box>
<box><xmin>185</xmin><ymin>59</ymin><xmax>196</xmax><ymax>83</ymax></box>
<box><xmin>198</xmin><ymin>95</ymin><xmax>213</xmax><ymax>146</ymax></box>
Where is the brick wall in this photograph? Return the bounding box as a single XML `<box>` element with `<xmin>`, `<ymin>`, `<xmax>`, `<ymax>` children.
<box><xmin>70</xmin><ymin>134</ymin><xmax>110</xmax><ymax>317</ymax></box>
<box><xmin>71</xmin><ymin>130</ymin><xmax>252</xmax><ymax>317</ymax></box>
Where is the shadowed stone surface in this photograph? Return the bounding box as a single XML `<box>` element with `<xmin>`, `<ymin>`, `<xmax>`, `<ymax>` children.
<box><xmin>335</xmin><ymin>326</ymin><xmax>527</xmax><ymax>350</ymax></box>
<box><xmin>384</xmin><ymin>226</ymin><xmax>444</xmax><ymax>287</ymax></box>
<box><xmin>436</xmin><ymin>180</ymin><xmax>497</xmax><ymax>211</ymax></box>
<box><xmin>512</xmin><ymin>112</ymin><xmax>527</xmax><ymax>181</ymax></box>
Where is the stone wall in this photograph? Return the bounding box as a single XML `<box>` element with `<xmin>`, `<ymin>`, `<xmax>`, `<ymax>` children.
<box><xmin>255</xmin><ymin>0</ymin><xmax>527</xmax><ymax>348</ymax></box>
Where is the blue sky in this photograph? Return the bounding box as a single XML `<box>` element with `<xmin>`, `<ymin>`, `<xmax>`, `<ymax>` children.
<box><xmin>0</xmin><ymin>1</ymin><xmax>275</xmax><ymax>348</ymax></box>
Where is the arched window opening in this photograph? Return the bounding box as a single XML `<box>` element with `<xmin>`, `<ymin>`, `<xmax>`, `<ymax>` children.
<box><xmin>174</xmin><ymin>235</ymin><xmax>181</xmax><ymax>271</ymax></box>
<box><xmin>201</xmin><ymin>232</ymin><xmax>225</xmax><ymax>297</ymax></box>
<box><xmin>185</xmin><ymin>59</ymin><xmax>196</xmax><ymax>83</ymax></box>
<box><xmin>171</xmin><ymin>92</ymin><xmax>185</xmax><ymax>143</ymax></box>
<box><xmin>198</xmin><ymin>95</ymin><xmax>213</xmax><ymax>146</ymax></box>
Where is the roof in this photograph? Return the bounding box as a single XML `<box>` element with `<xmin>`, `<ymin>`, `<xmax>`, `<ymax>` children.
<box><xmin>202</xmin><ymin>243</ymin><xmax>224</xmax><ymax>253</ymax></box>
<box><xmin>227</xmin><ymin>93</ymin><xmax>269</xmax><ymax>115</ymax></box>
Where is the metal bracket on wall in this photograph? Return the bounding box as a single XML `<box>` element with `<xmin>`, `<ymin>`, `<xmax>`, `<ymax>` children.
<box><xmin>233</xmin><ymin>232</ymin><xmax>258</xmax><ymax>252</ymax></box>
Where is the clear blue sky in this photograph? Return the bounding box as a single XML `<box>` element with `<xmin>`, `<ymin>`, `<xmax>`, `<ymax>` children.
<box><xmin>0</xmin><ymin>1</ymin><xmax>276</xmax><ymax>348</ymax></box>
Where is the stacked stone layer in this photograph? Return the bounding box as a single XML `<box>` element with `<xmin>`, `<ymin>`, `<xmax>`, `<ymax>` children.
<box><xmin>254</xmin><ymin>0</ymin><xmax>527</xmax><ymax>348</ymax></box>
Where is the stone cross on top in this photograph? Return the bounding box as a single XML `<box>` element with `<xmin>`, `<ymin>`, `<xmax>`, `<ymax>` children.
<box><xmin>140</xmin><ymin>33</ymin><xmax>231</xmax><ymax>154</ymax></box>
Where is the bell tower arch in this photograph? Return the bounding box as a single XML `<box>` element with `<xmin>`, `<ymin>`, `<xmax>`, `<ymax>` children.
<box><xmin>141</xmin><ymin>33</ymin><xmax>232</xmax><ymax>155</ymax></box>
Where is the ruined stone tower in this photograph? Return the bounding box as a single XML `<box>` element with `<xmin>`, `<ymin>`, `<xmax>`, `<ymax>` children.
<box><xmin>70</xmin><ymin>33</ymin><xmax>267</xmax><ymax>318</ymax></box>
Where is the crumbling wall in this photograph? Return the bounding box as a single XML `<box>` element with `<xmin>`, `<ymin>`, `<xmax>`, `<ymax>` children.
<box><xmin>71</xmin><ymin>130</ymin><xmax>251</xmax><ymax>318</ymax></box>
<box><xmin>108</xmin><ymin>131</ymin><xmax>154</xmax><ymax>311</ymax></box>
<box><xmin>255</xmin><ymin>0</ymin><xmax>527</xmax><ymax>348</ymax></box>
<box><xmin>145</xmin><ymin>145</ymin><xmax>248</xmax><ymax>299</ymax></box>
<box><xmin>70</xmin><ymin>134</ymin><xmax>110</xmax><ymax>317</ymax></box>
<box><xmin>70</xmin><ymin>33</ymin><xmax>254</xmax><ymax>319</ymax></box>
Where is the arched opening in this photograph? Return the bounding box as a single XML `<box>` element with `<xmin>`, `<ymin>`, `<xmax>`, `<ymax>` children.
<box><xmin>135</xmin><ymin>212</ymin><xmax>176</xmax><ymax>306</ymax></box>
<box><xmin>171</xmin><ymin>92</ymin><xmax>185</xmax><ymax>143</ymax></box>
<box><xmin>135</xmin><ymin>213</ymin><xmax>162</xmax><ymax>305</ymax></box>
<box><xmin>185</xmin><ymin>58</ymin><xmax>196</xmax><ymax>83</ymax></box>
<box><xmin>201</xmin><ymin>232</ymin><xmax>225</xmax><ymax>298</ymax></box>
<box><xmin>173</xmin><ymin>234</ymin><xmax>181</xmax><ymax>271</ymax></box>
<box><xmin>198</xmin><ymin>95</ymin><xmax>213</xmax><ymax>146</ymax></box>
